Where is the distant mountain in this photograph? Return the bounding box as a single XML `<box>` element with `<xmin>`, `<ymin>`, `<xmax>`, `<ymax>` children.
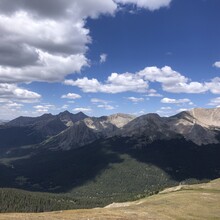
<box><xmin>1</xmin><ymin>108</ymin><xmax>220</xmax><ymax>150</ymax></box>
<box><xmin>167</xmin><ymin>108</ymin><xmax>220</xmax><ymax>145</ymax></box>
<box><xmin>58</xmin><ymin>111</ymin><xmax>88</xmax><ymax>126</ymax></box>
<box><xmin>0</xmin><ymin>111</ymin><xmax>88</xmax><ymax>148</ymax></box>
<box><xmin>0</xmin><ymin>120</ymin><xmax>8</xmax><ymax>125</ymax></box>
<box><xmin>43</xmin><ymin>107</ymin><xmax>220</xmax><ymax>151</ymax></box>
<box><xmin>6</xmin><ymin>113</ymin><xmax>55</xmax><ymax>127</ymax></box>
<box><xmin>120</xmin><ymin>108</ymin><xmax>220</xmax><ymax>146</ymax></box>
<box><xmin>43</xmin><ymin>113</ymin><xmax>135</xmax><ymax>150</ymax></box>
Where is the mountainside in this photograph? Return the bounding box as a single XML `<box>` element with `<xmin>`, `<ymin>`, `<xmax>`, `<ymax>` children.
<box><xmin>0</xmin><ymin>111</ymin><xmax>88</xmax><ymax>148</ymax></box>
<box><xmin>0</xmin><ymin>178</ymin><xmax>220</xmax><ymax>219</ymax></box>
<box><xmin>42</xmin><ymin>113</ymin><xmax>135</xmax><ymax>150</ymax></box>
<box><xmin>120</xmin><ymin>108</ymin><xmax>220</xmax><ymax>146</ymax></box>
<box><xmin>0</xmin><ymin>136</ymin><xmax>220</xmax><ymax>210</ymax></box>
<box><xmin>0</xmin><ymin>107</ymin><xmax>220</xmax><ymax>212</ymax></box>
<box><xmin>57</xmin><ymin>111</ymin><xmax>88</xmax><ymax>126</ymax></box>
<box><xmin>0</xmin><ymin>120</ymin><xmax>8</xmax><ymax>125</ymax></box>
<box><xmin>1</xmin><ymin>107</ymin><xmax>220</xmax><ymax>150</ymax></box>
<box><xmin>168</xmin><ymin>110</ymin><xmax>220</xmax><ymax>145</ymax></box>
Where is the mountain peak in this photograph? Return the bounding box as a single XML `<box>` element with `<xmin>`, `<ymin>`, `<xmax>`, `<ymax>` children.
<box><xmin>107</xmin><ymin>113</ymin><xmax>135</xmax><ymax>128</ymax></box>
<box><xmin>75</xmin><ymin>111</ymin><xmax>88</xmax><ymax>117</ymax></box>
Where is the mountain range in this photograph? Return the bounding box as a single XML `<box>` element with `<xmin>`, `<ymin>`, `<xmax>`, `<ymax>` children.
<box><xmin>0</xmin><ymin>107</ymin><xmax>220</xmax><ymax>212</ymax></box>
<box><xmin>1</xmin><ymin>107</ymin><xmax>220</xmax><ymax>150</ymax></box>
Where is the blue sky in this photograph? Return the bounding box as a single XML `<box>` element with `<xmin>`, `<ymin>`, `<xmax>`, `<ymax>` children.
<box><xmin>0</xmin><ymin>0</ymin><xmax>220</xmax><ymax>119</ymax></box>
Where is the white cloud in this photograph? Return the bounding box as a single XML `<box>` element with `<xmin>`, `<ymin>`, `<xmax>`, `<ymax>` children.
<box><xmin>0</xmin><ymin>0</ymin><xmax>119</xmax><ymax>83</ymax></box>
<box><xmin>64</xmin><ymin>72</ymin><xmax>148</xmax><ymax>93</ymax></box>
<box><xmin>138</xmin><ymin>66</ymin><xmax>207</xmax><ymax>94</ymax></box>
<box><xmin>65</xmin><ymin>66</ymin><xmax>212</xmax><ymax>95</ymax></box>
<box><xmin>73</xmin><ymin>107</ymin><xmax>92</xmax><ymax>112</ymax></box>
<box><xmin>161</xmin><ymin>106</ymin><xmax>172</xmax><ymax>110</ymax></box>
<box><xmin>132</xmin><ymin>110</ymin><xmax>145</xmax><ymax>115</ymax></box>
<box><xmin>163</xmin><ymin>82</ymin><xmax>207</xmax><ymax>94</ymax></box>
<box><xmin>33</xmin><ymin>104</ymin><xmax>56</xmax><ymax>113</ymax></box>
<box><xmin>0</xmin><ymin>103</ymin><xmax>29</xmax><ymax>120</ymax></box>
<box><xmin>0</xmin><ymin>0</ymin><xmax>173</xmax><ymax>84</ymax></box>
<box><xmin>0</xmin><ymin>49</ymin><xmax>88</xmax><ymax>83</ymax></box>
<box><xmin>146</xmin><ymin>93</ymin><xmax>163</xmax><ymax>97</ymax></box>
<box><xmin>61</xmin><ymin>93</ymin><xmax>81</xmax><ymax>99</ymax></box>
<box><xmin>91</xmin><ymin>98</ymin><xmax>115</xmax><ymax>110</ymax></box>
<box><xmin>161</xmin><ymin>97</ymin><xmax>192</xmax><ymax>104</ymax></box>
<box><xmin>0</xmin><ymin>11</ymin><xmax>89</xmax><ymax>83</ymax></box>
<box><xmin>91</xmin><ymin>98</ymin><xmax>108</xmax><ymax>104</ymax></box>
<box><xmin>127</xmin><ymin>97</ymin><xmax>144</xmax><ymax>103</ymax></box>
<box><xmin>64</xmin><ymin>78</ymin><xmax>101</xmax><ymax>92</ymax></box>
<box><xmin>115</xmin><ymin>0</ymin><xmax>172</xmax><ymax>11</ymax></box>
<box><xmin>177</xmin><ymin>108</ymin><xmax>190</xmax><ymax>113</ymax></box>
<box><xmin>0</xmin><ymin>83</ymin><xmax>41</xmax><ymax>103</ymax></box>
<box><xmin>100</xmin><ymin>53</ymin><xmax>107</xmax><ymax>63</ymax></box>
<box><xmin>61</xmin><ymin>104</ymin><xmax>69</xmax><ymax>109</ymax></box>
<box><xmin>97</xmin><ymin>104</ymin><xmax>115</xmax><ymax>110</ymax></box>
<box><xmin>146</xmin><ymin>89</ymin><xmax>163</xmax><ymax>97</ymax></box>
<box><xmin>213</xmin><ymin>61</ymin><xmax>220</xmax><ymax>68</ymax></box>
<box><xmin>206</xmin><ymin>77</ymin><xmax>220</xmax><ymax>94</ymax></box>
<box><xmin>208</xmin><ymin>97</ymin><xmax>220</xmax><ymax>106</ymax></box>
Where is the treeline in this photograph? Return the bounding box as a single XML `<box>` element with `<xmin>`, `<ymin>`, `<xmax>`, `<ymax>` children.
<box><xmin>0</xmin><ymin>188</ymin><xmax>76</xmax><ymax>213</ymax></box>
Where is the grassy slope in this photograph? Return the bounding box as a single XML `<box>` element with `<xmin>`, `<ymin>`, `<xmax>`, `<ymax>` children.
<box><xmin>0</xmin><ymin>178</ymin><xmax>220</xmax><ymax>220</ymax></box>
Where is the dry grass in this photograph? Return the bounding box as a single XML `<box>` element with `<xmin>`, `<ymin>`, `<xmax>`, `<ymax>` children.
<box><xmin>1</xmin><ymin>179</ymin><xmax>220</xmax><ymax>220</ymax></box>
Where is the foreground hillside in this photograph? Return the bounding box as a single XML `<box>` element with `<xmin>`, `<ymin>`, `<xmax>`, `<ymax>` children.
<box><xmin>1</xmin><ymin>178</ymin><xmax>220</xmax><ymax>220</ymax></box>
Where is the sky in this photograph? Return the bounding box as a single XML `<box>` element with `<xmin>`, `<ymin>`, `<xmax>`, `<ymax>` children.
<box><xmin>0</xmin><ymin>0</ymin><xmax>220</xmax><ymax>119</ymax></box>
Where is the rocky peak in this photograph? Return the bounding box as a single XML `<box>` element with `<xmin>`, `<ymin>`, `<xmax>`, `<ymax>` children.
<box><xmin>107</xmin><ymin>113</ymin><xmax>135</xmax><ymax>128</ymax></box>
<box><xmin>187</xmin><ymin>108</ymin><xmax>220</xmax><ymax>128</ymax></box>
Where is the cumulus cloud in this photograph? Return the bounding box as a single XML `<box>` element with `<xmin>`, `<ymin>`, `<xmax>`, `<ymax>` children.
<box><xmin>0</xmin><ymin>0</ymin><xmax>173</xmax><ymax>84</ymax></box>
<box><xmin>146</xmin><ymin>89</ymin><xmax>163</xmax><ymax>97</ymax></box>
<box><xmin>73</xmin><ymin>107</ymin><xmax>92</xmax><ymax>112</ymax></box>
<box><xmin>61</xmin><ymin>93</ymin><xmax>81</xmax><ymax>99</ymax></box>
<box><xmin>205</xmin><ymin>77</ymin><xmax>220</xmax><ymax>94</ymax></box>
<box><xmin>213</xmin><ymin>61</ymin><xmax>220</xmax><ymax>68</ymax></box>
<box><xmin>0</xmin><ymin>83</ymin><xmax>41</xmax><ymax>103</ymax></box>
<box><xmin>138</xmin><ymin>66</ymin><xmax>207</xmax><ymax>94</ymax></box>
<box><xmin>0</xmin><ymin>102</ymin><xmax>29</xmax><ymax>120</ymax></box>
<box><xmin>127</xmin><ymin>97</ymin><xmax>144</xmax><ymax>102</ymax></box>
<box><xmin>208</xmin><ymin>97</ymin><xmax>220</xmax><ymax>106</ymax></box>
<box><xmin>156</xmin><ymin>106</ymin><xmax>174</xmax><ymax>116</ymax></box>
<box><xmin>100</xmin><ymin>53</ymin><xmax>107</xmax><ymax>63</ymax></box>
<box><xmin>91</xmin><ymin>98</ymin><xmax>115</xmax><ymax>110</ymax></box>
<box><xmin>115</xmin><ymin>0</ymin><xmax>172</xmax><ymax>11</ymax></box>
<box><xmin>91</xmin><ymin>98</ymin><xmax>109</xmax><ymax>104</ymax></box>
<box><xmin>65</xmin><ymin>66</ymin><xmax>211</xmax><ymax>95</ymax></box>
<box><xmin>61</xmin><ymin>104</ymin><xmax>69</xmax><ymax>109</ymax></box>
<box><xmin>0</xmin><ymin>0</ymin><xmax>119</xmax><ymax>83</ymax></box>
<box><xmin>176</xmin><ymin>108</ymin><xmax>191</xmax><ymax>113</ymax></box>
<box><xmin>97</xmin><ymin>104</ymin><xmax>115</xmax><ymax>110</ymax></box>
<box><xmin>64</xmin><ymin>72</ymin><xmax>148</xmax><ymax>93</ymax></box>
<box><xmin>33</xmin><ymin>104</ymin><xmax>56</xmax><ymax>113</ymax></box>
<box><xmin>161</xmin><ymin>97</ymin><xmax>192</xmax><ymax>104</ymax></box>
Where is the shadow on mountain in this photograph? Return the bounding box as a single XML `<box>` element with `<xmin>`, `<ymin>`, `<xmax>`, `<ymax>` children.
<box><xmin>1</xmin><ymin>136</ymin><xmax>220</xmax><ymax>198</ymax></box>
<box><xmin>108</xmin><ymin>136</ymin><xmax>220</xmax><ymax>182</ymax></box>
<box><xmin>2</xmin><ymin>139</ymin><xmax>123</xmax><ymax>193</ymax></box>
